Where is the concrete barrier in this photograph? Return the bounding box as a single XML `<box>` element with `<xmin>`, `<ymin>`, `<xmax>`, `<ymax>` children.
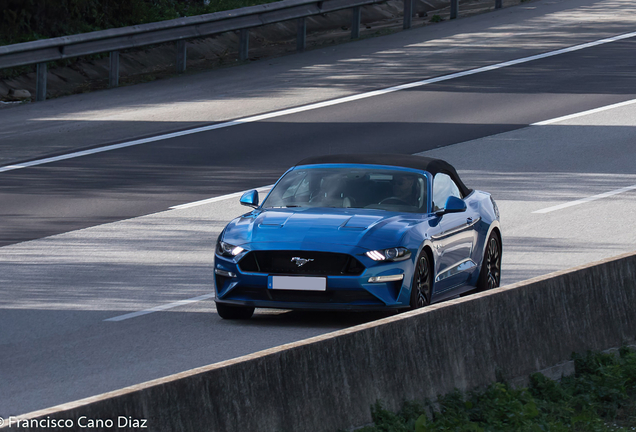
<box><xmin>7</xmin><ymin>251</ymin><xmax>636</xmax><ymax>431</ymax></box>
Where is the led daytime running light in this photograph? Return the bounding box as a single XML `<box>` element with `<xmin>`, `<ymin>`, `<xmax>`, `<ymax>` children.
<box><xmin>218</xmin><ymin>241</ymin><xmax>245</xmax><ymax>257</ymax></box>
<box><xmin>367</xmin><ymin>250</ymin><xmax>385</xmax><ymax>261</ymax></box>
<box><xmin>365</xmin><ymin>247</ymin><xmax>411</xmax><ymax>262</ymax></box>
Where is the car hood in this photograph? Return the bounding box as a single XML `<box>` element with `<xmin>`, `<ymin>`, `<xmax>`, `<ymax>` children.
<box><xmin>222</xmin><ymin>207</ymin><xmax>429</xmax><ymax>250</ymax></box>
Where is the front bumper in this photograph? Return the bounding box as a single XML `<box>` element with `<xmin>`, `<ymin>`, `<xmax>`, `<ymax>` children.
<box><xmin>214</xmin><ymin>252</ymin><xmax>412</xmax><ymax>310</ymax></box>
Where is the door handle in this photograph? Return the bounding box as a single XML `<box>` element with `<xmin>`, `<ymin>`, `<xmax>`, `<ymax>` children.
<box><xmin>466</xmin><ymin>216</ymin><xmax>480</xmax><ymax>226</ymax></box>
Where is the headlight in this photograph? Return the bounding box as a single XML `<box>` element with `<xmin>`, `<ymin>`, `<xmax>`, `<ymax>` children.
<box><xmin>217</xmin><ymin>241</ymin><xmax>245</xmax><ymax>258</ymax></box>
<box><xmin>366</xmin><ymin>247</ymin><xmax>411</xmax><ymax>262</ymax></box>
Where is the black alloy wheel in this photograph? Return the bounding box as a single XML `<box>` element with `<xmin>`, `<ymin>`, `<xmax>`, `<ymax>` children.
<box><xmin>216</xmin><ymin>303</ymin><xmax>255</xmax><ymax>320</ymax></box>
<box><xmin>477</xmin><ymin>233</ymin><xmax>501</xmax><ymax>291</ymax></box>
<box><xmin>410</xmin><ymin>251</ymin><xmax>432</xmax><ymax>309</ymax></box>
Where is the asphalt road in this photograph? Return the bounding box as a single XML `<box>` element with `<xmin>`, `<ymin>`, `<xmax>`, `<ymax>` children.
<box><xmin>1</xmin><ymin>0</ymin><xmax>636</xmax><ymax>419</ymax></box>
<box><xmin>3</xmin><ymin>0</ymin><xmax>636</xmax><ymax>167</ymax></box>
<box><xmin>1</xmin><ymin>37</ymin><xmax>636</xmax><ymax>247</ymax></box>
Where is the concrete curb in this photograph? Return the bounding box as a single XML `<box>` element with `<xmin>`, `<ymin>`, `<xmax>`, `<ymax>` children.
<box><xmin>6</xmin><ymin>250</ymin><xmax>636</xmax><ymax>431</ymax></box>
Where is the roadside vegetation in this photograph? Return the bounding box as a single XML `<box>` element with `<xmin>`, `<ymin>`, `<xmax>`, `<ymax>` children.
<box><xmin>0</xmin><ymin>0</ymin><xmax>280</xmax><ymax>80</ymax></box>
<box><xmin>356</xmin><ymin>347</ymin><xmax>636</xmax><ymax>432</ymax></box>
<box><xmin>0</xmin><ymin>0</ymin><xmax>278</xmax><ymax>46</ymax></box>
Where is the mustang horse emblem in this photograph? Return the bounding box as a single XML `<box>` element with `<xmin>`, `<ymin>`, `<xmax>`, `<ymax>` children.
<box><xmin>291</xmin><ymin>257</ymin><xmax>314</xmax><ymax>267</ymax></box>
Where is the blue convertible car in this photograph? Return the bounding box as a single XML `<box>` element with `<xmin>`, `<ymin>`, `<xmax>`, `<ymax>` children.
<box><xmin>214</xmin><ymin>154</ymin><xmax>501</xmax><ymax>319</ymax></box>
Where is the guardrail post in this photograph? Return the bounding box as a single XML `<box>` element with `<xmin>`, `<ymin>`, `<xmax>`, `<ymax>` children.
<box><xmin>35</xmin><ymin>62</ymin><xmax>47</xmax><ymax>102</ymax></box>
<box><xmin>239</xmin><ymin>29</ymin><xmax>249</xmax><ymax>61</ymax></box>
<box><xmin>403</xmin><ymin>0</ymin><xmax>413</xmax><ymax>29</ymax></box>
<box><xmin>450</xmin><ymin>0</ymin><xmax>458</xmax><ymax>19</ymax></box>
<box><xmin>297</xmin><ymin>17</ymin><xmax>306</xmax><ymax>52</ymax></box>
<box><xmin>351</xmin><ymin>6</ymin><xmax>361</xmax><ymax>39</ymax></box>
<box><xmin>109</xmin><ymin>51</ymin><xmax>120</xmax><ymax>88</ymax></box>
<box><xmin>176</xmin><ymin>40</ymin><xmax>187</xmax><ymax>73</ymax></box>
<box><xmin>495</xmin><ymin>0</ymin><xmax>502</xmax><ymax>8</ymax></box>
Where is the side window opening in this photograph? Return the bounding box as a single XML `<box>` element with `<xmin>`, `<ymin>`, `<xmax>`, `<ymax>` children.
<box><xmin>432</xmin><ymin>173</ymin><xmax>462</xmax><ymax>211</ymax></box>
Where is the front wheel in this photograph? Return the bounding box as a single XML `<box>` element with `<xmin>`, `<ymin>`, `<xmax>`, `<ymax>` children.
<box><xmin>477</xmin><ymin>233</ymin><xmax>501</xmax><ymax>291</ymax></box>
<box><xmin>410</xmin><ymin>251</ymin><xmax>432</xmax><ymax>309</ymax></box>
<box><xmin>216</xmin><ymin>303</ymin><xmax>255</xmax><ymax>320</ymax></box>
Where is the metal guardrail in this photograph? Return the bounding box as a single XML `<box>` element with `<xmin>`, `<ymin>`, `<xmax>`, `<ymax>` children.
<box><xmin>0</xmin><ymin>0</ymin><xmax>501</xmax><ymax>101</ymax></box>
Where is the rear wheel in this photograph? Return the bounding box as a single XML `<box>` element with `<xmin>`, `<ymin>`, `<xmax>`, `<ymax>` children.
<box><xmin>477</xmin><ymin>233</ymin><xmax>501</xmax><ymax>291</ymax></box>
<box><xmin>410</xmin><ymin>251</ymin><xmax>432</xmax><ymax>309</ymax></box>
<box><xmin>216</xmin><ymin>303</ymin><xmax>255</xmax><ymax>320</ymax></box>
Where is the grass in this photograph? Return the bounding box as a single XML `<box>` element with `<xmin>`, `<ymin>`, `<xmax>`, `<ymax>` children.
<box><xmin>356</xmin><ymin>347</ymin><xmax>636</xmax><ymax>432</ymax></box>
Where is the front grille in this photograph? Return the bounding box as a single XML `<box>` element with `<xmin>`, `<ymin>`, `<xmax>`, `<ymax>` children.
<box><xmin>238</xmin><ymin>250</ymin><xmax>365</xmax><ymax>276</ymax></box>
<box><xmin>228</xmin><ymin>287</ymin><xmax>380</xmax><ymax>304</ymax></box>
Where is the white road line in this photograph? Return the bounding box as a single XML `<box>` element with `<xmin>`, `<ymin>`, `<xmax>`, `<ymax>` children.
<box><xmin>109</xmin><ymin>184</ymin><xmax>275</xmax><ymax>322</ymax></box>
<box><xmin>170</xmin><ymin>185</ymin><xmax>273</xmax><ymax>209</ymax></box>
<box><xmin>104</xmin><ymin>293</ymin><xmax>216</xmax><ymax>322</ymax></box>
<box><xmin>112</xmin><ymin>82</ymin><xmax>636</xmax><ymax>320</ymax></box>
<box><xmin>532</xmin><ymin>98</ymin><xmax>636</xmax><ymax>125</ymax></box>
<box><xmin>1</xmin><ymin>31</ymin><xmax>636</xmax><ymax>174</ymax></box>
<box><xmin>533</xmin><ymin>184</ymin><xmax>636</xmax><ymax>214</ymax></box>
<box><xmin>100</xmin><ymin>31</ymin><xmax>636</xmax><ymax>322</ymax></box>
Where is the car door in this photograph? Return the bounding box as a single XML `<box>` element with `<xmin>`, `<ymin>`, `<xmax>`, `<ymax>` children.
<box><xmin>430</xmin><ymin>173</ymin><xmax>478</xmax><ymax>293</ymax></box>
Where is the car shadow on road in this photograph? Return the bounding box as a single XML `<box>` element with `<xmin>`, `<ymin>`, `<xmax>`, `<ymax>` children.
<box><xmin>235</xmin><ymin>308</ymin><xmax>399</xmax><ymax>328</ymax></box>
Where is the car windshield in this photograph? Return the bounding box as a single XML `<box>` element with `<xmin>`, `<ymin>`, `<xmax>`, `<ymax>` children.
<box><xmin>262</xmin><ymin>167</ymin><xmax>429</xmax><ymax>213</ymax></box>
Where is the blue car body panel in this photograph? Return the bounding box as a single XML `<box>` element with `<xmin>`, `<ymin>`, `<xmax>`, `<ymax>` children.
<box><xmin>214</xmin><ymin>160</ymin><xmax>501</xmax><ymax>311</ymax></box>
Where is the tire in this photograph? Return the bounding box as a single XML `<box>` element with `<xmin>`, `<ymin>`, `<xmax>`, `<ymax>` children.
<box><xmin>477</xmin><ymin>233</ymin><xmax>501</xmax><ymax>291</ymax></box>
<box><xmin>216</xmin><ymin>303</ymin><xmax>255</xmax><ymax>320</ymax></box>
<box><xmin>410</xmin><ymin>250</ymin><xmax>432</xmax><ymax>309</ymax></box>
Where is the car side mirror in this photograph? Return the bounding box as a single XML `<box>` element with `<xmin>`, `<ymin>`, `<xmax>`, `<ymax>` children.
<box><xmin>443</xmin><ymin>196</ymin><xmax>466</xmax><ymax>214</ymax></box>
<box><xmin>240</xmin><ymin>190</ymin><xmax>259</xmax><ymax>208</ymax></box>
<box><xmin>435</xmin><ymin>196</ymin><xmax>466</xmax><ymax>216</ymax></box>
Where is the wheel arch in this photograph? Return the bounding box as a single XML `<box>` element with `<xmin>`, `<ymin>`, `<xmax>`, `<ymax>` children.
<box><xmin>476</xmin><ymin>222</ymin><xmax>502</xmax><ymax>291</ymax></box>
<box><xmin>408</xmin><ymin>242</ymin><xmax>436</xmax><ymax>308</ymax></box>
<box><xmin>490</xmin><ymin>226</ymin><xmax>502</xmax><ymax>249</ymax></box>
<box><xmin>422</xmin><ymin>244</ymin><xmax>435</xmax><ymax>273</ymax></box>
<box><xmin>418</xmin><ymin>241</ymin><xmax>436</xmax><ymax>287</ymax></box>
<box><xmin>480</xmin><ymin>220</ymin><xmax>502</xmax><ymax>262</ymax></box>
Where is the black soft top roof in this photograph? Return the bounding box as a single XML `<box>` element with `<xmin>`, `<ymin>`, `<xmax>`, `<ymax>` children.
<box><xmin>296</xmin><ymin>153</ymin><xmax>472</xmax><ymax>197</ymax></box>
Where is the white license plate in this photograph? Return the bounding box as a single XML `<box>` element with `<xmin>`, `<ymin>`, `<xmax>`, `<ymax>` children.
<box><xmin>268</xmin><ymin>276</ymin><xmax>326</xmax><ymax>291</ymax></box>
